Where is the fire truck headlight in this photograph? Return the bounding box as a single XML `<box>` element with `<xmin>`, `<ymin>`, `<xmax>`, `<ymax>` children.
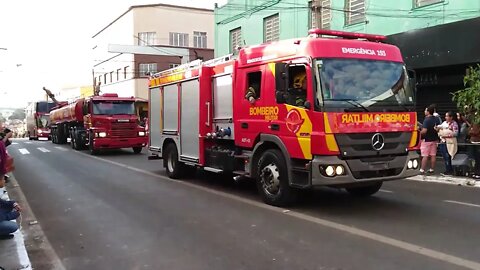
<box><xmin>407</xmin><ymin>160</ymin><xmax>413</xmax><ymax>169</ymax></box>
<box><xmin>98</xmin><ymin>132</ymin><xmax>107</xmax><ymax>138</ymax></box>
<box><xmin>325</xmin><ymin>166</ymin><xmax>335</xmax><ymax>177</ymax></box>
<box><xmin>38</xmin><ymin>129</ymin><xmax>43</xmax><ymax>134</ymax></box>
<box><xmin>138</xmin><ymin>131</ymin><xmax>145</xmax><ymax>137</ymax></box>
<box><xmin>335</xmin><ymin>165</ymin><xmax>345</xmax><ymax>176</ymax></box>
<box><xmin>412</xmin><ymin>159</ymin><xmax>419</xmax><ymax>169</ymax></box>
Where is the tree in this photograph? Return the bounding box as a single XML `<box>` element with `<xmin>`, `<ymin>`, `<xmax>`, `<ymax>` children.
<box><xmin>452</xmin><ymin>64</ymin><xmax>480</xmax><ymax>124</ymax></box>
<box><xmin>8</xmin><ymin>108</ymin><xmax>26</xmax><ymax>120</ymax></box>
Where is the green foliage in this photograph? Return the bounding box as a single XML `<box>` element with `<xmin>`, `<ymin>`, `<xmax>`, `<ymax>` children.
<box><xmin>8</xmin><ymin>108</ymin><xmax>26</xmax><ymax>120</ymax></box>
<box><xmin>452</xmin><ymin>64</ymin><xmax>480</xmax><ymax>124</ymax></box>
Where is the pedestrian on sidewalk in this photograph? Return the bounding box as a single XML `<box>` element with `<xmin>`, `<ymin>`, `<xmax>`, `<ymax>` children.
<box><xmin>420</xmin><ymin>105</ymin><xmax>439</xmax><ymax>174</ymax></box>
<box><xmin>0</xmin><ymin>198</ymin><xmax>21</xmax><ymax>240</ymax></box>
<box><xmin>468</xmin><ymin>123</ymin><xmax>480</xmax><ymax>179</ymax></box>
<box><xmin>430</xmin><ymin>104</ymin><xmax>442</xmax><ymax>126</ymax></box>
<box><xmin>456</xmin><ymin>112</ymin><xmax>469</xmax><ymax>145</ymax></box>
<box><xmin>436</xmin><ymin>111</ymin><xmax>459</xmax><ymax>176</ymax></box>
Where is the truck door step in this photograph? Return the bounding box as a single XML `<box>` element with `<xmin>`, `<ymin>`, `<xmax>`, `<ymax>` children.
<box><xmin>204</xmin><ymin>167</ymin><xmax>223</xmax><ymax>173</ymax></box>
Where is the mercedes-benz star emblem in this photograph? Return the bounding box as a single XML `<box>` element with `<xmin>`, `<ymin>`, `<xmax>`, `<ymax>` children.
<box><xmin>371</xmin><ymin>133</ymin><xmax>385</xmax><ymax>151</ymax></box>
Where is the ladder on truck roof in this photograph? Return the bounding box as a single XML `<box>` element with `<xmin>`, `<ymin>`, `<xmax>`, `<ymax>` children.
<box><xmin>150</xmin><ymin>54</ymin><xmax>235</xmax><ymax>78</ymax></box>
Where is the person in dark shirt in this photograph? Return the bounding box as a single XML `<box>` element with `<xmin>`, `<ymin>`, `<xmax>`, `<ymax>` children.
<box><xmin>0</xmin><ymin>198</ymin><xmax>21</xmax><ymax>239</ymax></box>
<box><xmin>420</xmin><ymin>105</ymin><xmax>439</xmax><ymax>174</ymax></box>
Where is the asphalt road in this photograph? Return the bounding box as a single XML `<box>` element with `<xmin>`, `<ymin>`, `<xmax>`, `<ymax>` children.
<box><xmin>8</xmin><ymin>139</ymin><xmax>480</xmax><ymax>270</ymax></box>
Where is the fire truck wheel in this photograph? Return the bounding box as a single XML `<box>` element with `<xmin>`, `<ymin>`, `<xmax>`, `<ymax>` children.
<box><xmin>89</xmin><ymin>133</ymin><xmax>98</xmax><ymax>155</ymax></box>
<box><xmin>132</xmin><ymin>147</ymin><xmax>142</xmax><ymax>154</ymax></box>
<box><xmin>345</xmin><ymin>182</ymin><xmax>383</xmax><ymax>197</ymax></box>
<box><xmin>164</xmin><ymin>143</ymin><xmax>184</xmax><ymax>179</ymax></box>
<box><xmin>256</xmin><ymin>149</ymin><xmax>297</xmax><ymax>206</ymax></box>
<box><xmin>70</xmin><ymin>131</ymin><xmax>76</xmax><ymax>149</ymax></box>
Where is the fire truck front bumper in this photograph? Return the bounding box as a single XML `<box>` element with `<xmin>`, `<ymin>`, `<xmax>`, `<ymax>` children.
<box><xmin>93</xmin><ymin>137</ymin><xmax>147</xmax><ymax>149</ymax></box>
<box><xmin>310</xmin><ymin>151</ymin><xmax>420</xmax><ymax>186</ymax></box>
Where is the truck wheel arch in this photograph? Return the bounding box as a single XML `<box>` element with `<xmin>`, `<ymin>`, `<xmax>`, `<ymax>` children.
<box><xmin>162</xmin><ymin>138</ymin><xmax>179</xmax><ymax>165</ymax></box>
<box><xmin>251</xmin><ymin>134</ymin><xmax>293</xmax><ymax>182</ymax></box>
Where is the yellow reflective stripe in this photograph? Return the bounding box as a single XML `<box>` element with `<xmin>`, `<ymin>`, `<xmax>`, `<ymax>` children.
<box><xmin>409</xmin><ymin>131</ymin><xmax>418</xmax><ymax>148</ymax></box>
<box><xmin>286</xmin><ymin>105</ymin><xmax>312</xmax><ymax>159</ymax></box>
<box><xmin>323</xmin><ymin>113</ymin><xmax>339</xmax><ymax>152</ymax></box>
<box><xmin>268</xmin><ymin>63</ymin><xmax>275</xmax><ymax>76</ymax></box>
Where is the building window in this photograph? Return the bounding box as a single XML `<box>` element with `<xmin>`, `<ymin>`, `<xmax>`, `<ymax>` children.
<box><xmin>193</xmin><ymin>31</ymin><xmax>207</xmax><ymax>48</ymax></box>
<box><xmin>116</xmin><ymin>69</ymin><xmax>121</xmax><ymax>81</ymax></box>
<box><xmin>124</xmin><ymin>66</ymin><xmax>129</xmax><ymax>79</ymax></box>
<box><xmin>138</xmin><ymin>32</ymin><xmax>156</xmax><ymax>46</ymax></box>
<box><xmin>230</xmin><ymin>28</ymin><xmax>242</xmax><ymax>54</ymax></box>
<box><xmin>103</xmin><ymin>74</ymin><xmax>107</xmax><ymax>84</ymax></box>
<box><xmin>110</xmin><ymin>72</ymin><xmax>114</xmax><ymax>83</ymax></box>
<box><xmin>169</xmin><ymin>32</ymin><xmax>189</xmax><ymax>47</ymax></box>
<box><xmin>264</xmin><ymin>14</ymin><xmax>280</xmax><ymax>43</ymax></box>
<box><xmin>414</xmin><ymin>0</ymin><xmax>443</xmax><ymax>8</ymax></box>
<box><xmin>345</xmin><ymin>0</ymin><xmax>365</xmax><ymax>25</ymax></box>
<box><xmin>169</xmin><ymin>63</ymin><xmax>180</xmax><ymax>69</ymax></box>
<box><xmin>139</xmin><ymin>63</ymin><xmax>157</xmax><ymax>77</ymax></box>
<box><xmin>309</xmin><ymin>0</ymin><xmax>331</xmax><ymax>29</ymax></box>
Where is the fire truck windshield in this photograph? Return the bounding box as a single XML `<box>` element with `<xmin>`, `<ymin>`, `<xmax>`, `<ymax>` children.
<box><xmin>37</xmin><ymin>115</ymin><xmax>50</xmax><ymax>128</ymax></box>
<box><xmin>93</xmin><ymin>101</ymin><xmax>135</xmax><ymax>115</ymax></box>
<box><xmin>316</xmin><ymin>59</ymin><xmax>415</xmax><ymax>112</ymax></box>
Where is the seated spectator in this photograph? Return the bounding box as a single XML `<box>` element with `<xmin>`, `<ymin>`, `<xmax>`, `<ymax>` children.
<box><xmin>0</xmin><ymin>198</ymin><xmax>21</xmax><ymax>239</ymax></box>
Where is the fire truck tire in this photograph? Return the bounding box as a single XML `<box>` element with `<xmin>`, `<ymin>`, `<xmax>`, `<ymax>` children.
<box><xmin>164</xmin><ymin>143</ymin><xmax>184</xmax><ymax>179</ymax></box>
<box><xmin>256</xmin><ymin>149</ymin><xmax>297</xmax><ymax>206</ymax></box>
<box><xmin>70</xmin><ymin>130</ymin><xmax>76</xmax><ymax>149</ymax></box>
<box><xmin>346</xmin><ymin>182</ymin><xmax>383</xmax><ymax>197</ymax></box>
<box><xmin>132</xmin><ymin>147</ymin><xmax>142</xmax><ymax>154</ymax></box>
<box><xmin>89</xmin><ymin>132</ymin><xmax>98</xmax><ymax>155</ymax></box>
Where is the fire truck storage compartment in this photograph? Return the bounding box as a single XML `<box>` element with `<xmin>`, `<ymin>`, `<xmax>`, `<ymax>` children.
<box><xmin>213</xmin><ymin>74</ymin><xmax>234</xmax><ymax>139</ymax></box>
<box><xmin>180</xmin><ymin>79</ymin><xmax>200</xmax><ymax>160</ymax></box>
<box><xmin>205</xmin><ymin>146</ymin><xmax>236</xmax><ymax>172</ymax></box>
<box><xmin>163</xmin><ymin>84</ymin><xmax>179</xmax><ymax>133</ymax></box>
<box><xmin>149</xmin><ymin>86</ymin><xmax>162</xmax><ymax>150</ymax></box>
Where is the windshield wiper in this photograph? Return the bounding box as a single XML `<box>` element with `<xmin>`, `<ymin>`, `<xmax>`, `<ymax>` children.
<box><xmin>369</xmin><ymin>99</ymin><xmax>412</xmax><ymax>112</ymax></box>
<box><xmin>329</xmin><ymin>99</ymin><xmax>369</xmax><ymax>112</ymax></box>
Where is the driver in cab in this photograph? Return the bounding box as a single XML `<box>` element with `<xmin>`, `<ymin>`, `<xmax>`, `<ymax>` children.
<box><xmin>287</xmin><ymin>72</ymin><xmax>307</xmax><ymax>107</ymax></box>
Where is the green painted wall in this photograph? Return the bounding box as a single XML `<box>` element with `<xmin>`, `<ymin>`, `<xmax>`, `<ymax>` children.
<box><xmin>215</xmin><ymin>0</ymin><xmax>480</xmax><ymax>56</ymax></box>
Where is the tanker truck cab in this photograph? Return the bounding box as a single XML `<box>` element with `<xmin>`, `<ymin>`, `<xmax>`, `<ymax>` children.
<box><xmin>85</xmin><ymin>94</ymin><xmax>147</xmax><ymax>154</ymax></box>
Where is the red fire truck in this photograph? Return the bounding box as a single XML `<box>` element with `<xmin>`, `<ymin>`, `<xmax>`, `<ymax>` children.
<box><xmin>25</xmin><ymin>101</ymin><xmax>56</xmax><ymax>140</ymax></box>
<box><xmin>148</xmin><ymin>29</ymin><xmax>420</xmax><ymax>206</ymax></box>
<box><xmin>49</xmin><ymin>93</ymin><xmax>148</xmax><ymax>155</ymax></box>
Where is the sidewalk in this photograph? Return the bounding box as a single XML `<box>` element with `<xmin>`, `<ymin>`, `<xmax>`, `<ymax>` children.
<box><xmin>407</xmin><ymin>157</ymin><xmax>480</xmax><ymax>188</ymax></box>
<box><xmin>0</xmin><ymin>174</ymin><xmax>32</xmax><ymax>270</ymax></box>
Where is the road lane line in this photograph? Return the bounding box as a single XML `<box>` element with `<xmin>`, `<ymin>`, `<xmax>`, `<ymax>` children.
<box><xmin>37</xmin><ymin>147</ymin><xmax>50</xmax><ymax>153</ymax></box>
<box><xmin>379</xmin><ymin>189</ymin><xmax>393</xmax><ymax>193</ymax></box>
<box><xmin>444</xmin><ymin>200</ymin><xmax>480</xmax><ymax>209</ymax></box>
<box><xmin>18</xmin><ymin>149</ymin><xmax>30</xmax><ymax>155</ymax></box>
<box><xmin>24</xmin><ymin>142</ymin><xmax>32</xmax><ymax>144</ymax></box>
<box><xmin>54</xmin><ymin>146</ymin><xmax>68</xmax><ymax>151</ymax></box>
<box><xmin>12</xmin><ymin>142</ymin><xmax>18</xmax><ymax>145</ymax></box>
<box><xmin>76</xmin><ymin>151</ymin><xmax>480</xmax><ymax>270</ymax></box>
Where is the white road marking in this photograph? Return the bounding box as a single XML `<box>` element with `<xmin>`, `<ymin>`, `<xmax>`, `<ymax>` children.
<box><xmin>19</xmin><ymin>149</ymin><xmax>30</xmax><ymax>155</ymax></box>
<box><xmin>37</xmin><ymin>147</ymin><xmax>50</xmax><ymax>153</ymax></box>
<box><xmin>76</xmin><ymin>151</ymin><xmax>480</xmax><ymax>270</ymax></box>
<box><xmin>24</xmin><ymin>142</ymin><xmax>32</xmax><ymax>144</ymax></box>
<box><xmin>379</xmin><ymin>189</ymin><xmax>393</xmax><ymax>193</ymax></box>
<box><xmin>444</xmin><ymin>200</ymin><xmax>480</xmax><ymax>209</ymax></box>
<box><xmin>54</xmin><ymin>147</ymin><xmax>68</xmax><ymax>151</ymax></box>
<box><xmin>12</xmin><ymin>142</ymin><xmax>19</xmax><ymax>145</ymax></box>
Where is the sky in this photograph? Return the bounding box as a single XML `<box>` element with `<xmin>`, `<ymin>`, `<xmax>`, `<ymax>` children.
<box><xmin>0</xmin><ymin>0</ymin><xmax>227</xmax><ymax>108</ymax></box>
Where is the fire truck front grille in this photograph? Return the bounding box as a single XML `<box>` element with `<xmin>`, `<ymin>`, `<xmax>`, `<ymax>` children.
<box><xmin>111</xmin><ymin>122</ymin><xmax>137</xmax><ymax>138</ymax></box>
<box><xmin>351</xmin><ymin>168</ymin><xmax>403</xmax><ymax>179</ymax></box>
<box><xmin>335</xmin><ymin>132</ymin><xmax>411</xmax><ymax>158</ymax></box>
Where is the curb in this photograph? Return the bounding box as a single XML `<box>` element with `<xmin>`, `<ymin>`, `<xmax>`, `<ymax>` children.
<box><xmin>0</xmin><ymin>174</ymin><xmax>32</xmax><ymax>270</ymax></box>
<box><xmin>407</xmin><ymin>175</ymin><xmax>480</xmax><ymax>188</ymax></box>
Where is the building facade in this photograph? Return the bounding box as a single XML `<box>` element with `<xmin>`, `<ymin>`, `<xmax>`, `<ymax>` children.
<box><xmin>215</xmin><ymin>0</ymin><xmax>480</xmax><ymax>116</ymax></box>
<box><xmin>92</xmin><ymin>4</ymin><xmax>215</xmax><ymax>99</ymax></box>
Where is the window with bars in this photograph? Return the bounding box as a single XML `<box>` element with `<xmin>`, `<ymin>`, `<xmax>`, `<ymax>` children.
<box><xmin>139</xmin><ymin>63</ymin><xmax>157</xmax><ymax>77</ymax></box>
<box><xmin>230</xmin><ymin>28</ymin><xmax>242</xmax><ymax>54</ymax></box>
<box><xmin>309</xmin><ymin>0</ymin><xmax>331</xmax><ymax>29</ymax></box>
<box><xmin>193</xmin><ymin>31</ymin><xmax>207</xmax><ymax>48</ymax></box>
<box><xmin>138</xmin><ymin>32</ymin><xmax>156</xmax><ymax>46</ymax></box>
<box><xmin>414</xmin><ymin>0</ymin><xmax>443</xmax><ymax>8</ymax></box>
<box><xmin>264</xmin><ymin>14</ymin><xmax>280</xmax><ymax>43</ymax></box>
<box><xmin>169</xmin><ymin>32</ymin><xmax>189</xmax><ymax>47</ymax></box>
<box><xmin>345</xmin><ymin>0</ymin><xmax>365</xmax><ymax>25</ymax></box>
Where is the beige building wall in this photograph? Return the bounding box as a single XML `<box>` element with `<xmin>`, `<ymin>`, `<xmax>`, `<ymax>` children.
<box><xmin>92</xmin><ymin>4</ymin><xmax>214</xmax><ymax>100</ymax></box>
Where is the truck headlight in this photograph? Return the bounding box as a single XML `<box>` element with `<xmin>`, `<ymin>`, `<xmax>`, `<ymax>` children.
<box><xmin>325</xmin><ymin>166</ymin><xmax>335</xmax><ymax>177</ymax></box>
<box><xmin>138</xmin><ymin>131</ymin><xmax>145</xmax><ymax>136</ymax></box>
<box><xmin>98</xmin><ymin>132</ymin><xmax>107</xmax><ymax>138</ymax></box>
<box><xmin>38</xmin><ymin>129</ymin><xmax>43</xmax><ymax>134</ymax></box>
<box><xmin>407</xmin><ymin>160</ymin><xmax>413</xmax><ymax>169</ymax></box>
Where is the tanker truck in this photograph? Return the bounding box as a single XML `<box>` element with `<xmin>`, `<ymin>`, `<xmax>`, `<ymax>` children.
<box><xmin>49</xmin><ymin>93</ymin><xmax>148</xmax><ymax>155</ymax></box>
